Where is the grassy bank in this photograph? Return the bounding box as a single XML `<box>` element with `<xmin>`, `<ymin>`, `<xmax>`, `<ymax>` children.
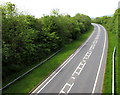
<box><xmin>102</xmin><ymin>26</ymin><xmax>118</xmax><ymax>93</ymax></box>
<box><xmin>117</xmin><ymin>37</ymin><xmax>120</xmax><ymax>94</ymax></box>
<box><xmin>3</xmin><ymin>26</ymin><xmax>93</xmax><ymax>94</ymax></box>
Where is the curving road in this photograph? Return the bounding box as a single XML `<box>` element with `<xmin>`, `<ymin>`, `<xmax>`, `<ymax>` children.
<box><xmin>31</xmin><ymin>23</ymin><xmax>108</xmax><ymax>94</ymax></box>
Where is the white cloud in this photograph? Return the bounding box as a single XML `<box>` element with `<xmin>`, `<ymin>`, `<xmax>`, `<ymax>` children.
<box><xmin>0</xmin><ymin>0</ymin><xmax>119</xmax><ymax>18</ymax></box>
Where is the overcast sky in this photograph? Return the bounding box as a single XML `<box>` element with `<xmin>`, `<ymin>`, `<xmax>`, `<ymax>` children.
<box><xmin>0</xmin><ymin>0</ymin><xmax>119</xmax><ymax>18</ymax></box>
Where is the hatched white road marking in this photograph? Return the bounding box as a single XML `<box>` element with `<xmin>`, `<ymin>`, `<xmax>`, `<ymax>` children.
<box><xmin>59</xmin><ymin>24</ymin><xmax>100</xmax><ymax>94</ymax></box>
<box><xmin>32</xmin><ymin>23</ymin><xmax>96</xmax><ymax>94</ymax></box>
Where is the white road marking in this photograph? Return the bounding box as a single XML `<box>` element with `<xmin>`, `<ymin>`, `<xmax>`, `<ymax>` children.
<box><xmin>112</xmin><ymin>47</ymin><xmax>116</xmax><ymax>94</ymax></box>
<box><xmin>60</xmin><ymin>90</ymin><xmax>65</xmax><ymax>94</ymax></box>
<box><xmin>92</xmin><ymin>24</ymin><xmax>106</xmax><ymax>93</ymax></box>
<box><xmin>59</xmin><ymin>24</ymin><xmax>100</xmax><ymax>94</ymax></box>
<box><xmin>71</xmin><ymin>77</ymin><xmax>75</xmax><ymax>79</ymax></box>
<box><xmin>32</xmin><ymin>24</ymin><xmax>96</xmax><ymax>94</ymax></box>
<box><xmin>59</xmin><ymin>83</ymin><xmax>71</xmax><ymax>94</ymax></box>
<box><xmin>36</xmin><ymin>53</ymin><xmax>75</xmax><ymax>93</ymax></box>
<box><xmin>77</xmin><ymin>66</ymin><xmax>81</xmax><ymax>69</ymax></box>
<box><xmin>66</xmin><ymin>83</ymin><xmax>74</xmax><ymax>94</ymax></box>
<box><xmin>66</xmin><ymin>83</ymin><xmax>71</xmax><ymax>87</ymax></box>
<box><xmin>80</xmin><ymin>61</ymin><xmax>86</xmax><ymax>65</ymax></box>
<box><xmin>89</xmin><ymin>45</ymin><xmax>95</xmax><ymax>50</ymax></box>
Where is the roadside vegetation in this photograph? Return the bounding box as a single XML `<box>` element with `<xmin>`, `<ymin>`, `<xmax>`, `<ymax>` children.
<box><xmin>1</xmin><ymin>2</ymin><xmax>93</xmax><ymax>93</ymax></box>
<box><xmin>92</xmin><ymin>8</ymin><xmax>120</xmax><ymax>94</ymax></box>
<box><xmin>3</xmin><ymin>25</ymin><xmax>93</xmax><ymax>94</ymax></box>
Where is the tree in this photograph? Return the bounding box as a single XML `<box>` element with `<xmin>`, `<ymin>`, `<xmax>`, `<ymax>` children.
<box><xmin>1</xmin><ymin>2</ymin><xmax>92</xmax><ymax>78</ymax></box>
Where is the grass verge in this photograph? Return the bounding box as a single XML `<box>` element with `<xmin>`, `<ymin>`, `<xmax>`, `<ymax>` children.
<box><xmin>118</xmin><ymin>37</ymin><xmax>120</xmax><ymax>94</ymax></box>
<box><xmin>3</xmin><ymin>26</ymin><xmax>93</xmax><ymax>94</ymax></box>
<box><xmin>102</xmin><ymin>26</ymin><xmax>118</xmax><ymax>93</ymax></box>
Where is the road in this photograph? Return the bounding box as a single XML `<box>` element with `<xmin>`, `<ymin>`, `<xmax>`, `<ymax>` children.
<box><xmin>31</xmin><ymin>23</ymin><xmax>108</xmax><ymax>94</ymax></box>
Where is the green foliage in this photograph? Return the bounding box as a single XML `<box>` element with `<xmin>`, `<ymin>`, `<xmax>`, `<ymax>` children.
<box><xmin>1</xmin><ymin>2</ymin><xmax>92</xmax><ymax>80</ymax></box>
<box><xmin>3</xmin><ymin>25</ymin><xmax>93</xmax><ymax>94</ymax></box>
<box><xmin>92</xmin><ymin>8</ymin><xmax>120</xmax><ymax>35</ymax></box>
<box><xmin>92</xmin><ymin>8</ymin><xmax>119</xmax><ymax>93</ymax></box>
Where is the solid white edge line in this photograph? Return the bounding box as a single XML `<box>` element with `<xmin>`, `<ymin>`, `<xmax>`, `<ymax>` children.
<box><xmin>59</xmin><ymin>23</ymin><xmax>99</xmax><ymax>94</ymax></box>
<box><xmin>92</xmin><ymin>24</ymin><xmax>107</xmax><ymax>93</ymax></box>
<box><xmin>112</xmin><ymin>47</ymin><xmax>116</xmax><ymax>94</ymax></box>
<box><xmin>31</xmin><ymin>23</ymin><xmax>95</xmax><ymax>94</ymax></box>
<box><xmin>32</xmin><ymin>51</ymin><xmax>74</xmax><ymax>94</ymax></box>
<box><xmin>112</xmin><ymin>48</ymin><xmax>114</xmax><ymax>94</ymax></box>
<box><xmin>36</xmin><ymin>53</ymin><xmax>76</xmax><ymax>93</ymax></box>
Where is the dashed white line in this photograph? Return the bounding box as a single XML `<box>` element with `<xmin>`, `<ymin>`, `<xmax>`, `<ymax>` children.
<box><xmin>71</xmin><ymin>77</ymin><xmax>75</xmax><ymax>79</ymax></box>
<box><xmin>32</xmin><ymin>24</ymin><xmax>96</xmax><ymax>94</ymax></box>
<box><xmin>59</xmin><ymin>24</ymin><xmax>100</xmax><ymax>94</ymax></box>
<box><xmin>92</xmin><ymin>24</ymin><xmax>106</xmax><ymax>93</ymax></box>
<box><xmin>66</xmin><ymin>83</ymin><xmax>74</xmax><ymax>94</ymax></box>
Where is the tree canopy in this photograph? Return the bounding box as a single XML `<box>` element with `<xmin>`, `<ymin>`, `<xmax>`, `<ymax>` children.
<box><xmin>1</xmin><ymin>2</ymin><xmax>92</xmax><ymax>78</ymax></box>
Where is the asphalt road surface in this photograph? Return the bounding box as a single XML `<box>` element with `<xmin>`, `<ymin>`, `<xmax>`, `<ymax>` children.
<box><xmin>31</xmin><ymin>23</ymin><xmax>108</xmax><ymax>94</ymax></box>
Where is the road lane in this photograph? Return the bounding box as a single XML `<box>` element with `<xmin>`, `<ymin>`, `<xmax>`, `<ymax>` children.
<box><xmin>31</xmin><ymin>23</ymin><xmax>108</xmax><ymax>94</ymax></box>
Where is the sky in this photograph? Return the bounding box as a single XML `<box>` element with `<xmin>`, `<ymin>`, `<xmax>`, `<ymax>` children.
<box><xmin>0</xmin><ymin>0</ymin><xmax>120</xmax><ymax>18</ymax></box>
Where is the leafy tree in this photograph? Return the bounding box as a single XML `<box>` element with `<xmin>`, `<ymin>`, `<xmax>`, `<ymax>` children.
<box><xmin>1</xmin><ymin>2</ymin><xmax>92</xmax><ymax>78</ymax></box>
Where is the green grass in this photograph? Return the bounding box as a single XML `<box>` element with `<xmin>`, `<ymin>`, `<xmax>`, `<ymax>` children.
<box><xmin>102</xmin><ymin>26</ymin><xmax>118</xmax><ymax>93</ymax></box>
<box><xmin>3</xmin><ymin>26</ymin><xmax>94</xmax><ymax>94</ymax></box>
<box><xmin>117</xmin><ymin>37</ymin><xmax>120</xmax><ymax>94</ymax></box>
<box><xmin>115</xmin><ymin>37</ymin><xmax>119</xmax><ymax>94</ymax></box>
<box><xmin>3</xmin><ymin>53</ymin><xmax>57</xmax><ymax>87</ymax></box>
<box><xmin>115</xmin><ymin>39</ymin><xmax>119</xmax><ymax>94</ymax></box>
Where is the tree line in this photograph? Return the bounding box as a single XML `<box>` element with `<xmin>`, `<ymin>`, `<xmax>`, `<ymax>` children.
<box><xmin>92</xmin><ymin>8</ymin><xmax>120</xmax><ymax>37</ymax></box>
<box><xmin>1</xmin><ymin>2</ymin><xmax>92</xmax><ymax>78</ymax></box>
